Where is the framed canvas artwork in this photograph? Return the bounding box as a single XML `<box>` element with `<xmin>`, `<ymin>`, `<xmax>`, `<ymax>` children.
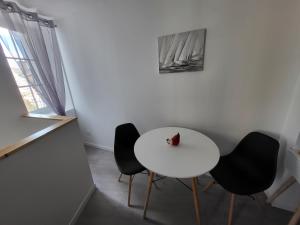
<box><xmin>158</xmin><ymin>29</ymin><xmax>206</xmax><ymax>74</ymax></box>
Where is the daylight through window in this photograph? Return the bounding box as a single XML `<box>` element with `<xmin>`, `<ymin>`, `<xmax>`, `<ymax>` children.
<box><xmin>0</xmin><ymin>27</ymin><xmax>47</xmax><ymax>113</ymax></box>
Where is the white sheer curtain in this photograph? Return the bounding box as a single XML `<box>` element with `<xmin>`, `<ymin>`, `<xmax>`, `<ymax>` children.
<box><xmin>0</xmin><ymin>0</ymin><xmax>66</xmax><ymax>115</ymax></box>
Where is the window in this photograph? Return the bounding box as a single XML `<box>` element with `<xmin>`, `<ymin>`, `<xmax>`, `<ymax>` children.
<box><xmin>0</xmin><ymin>27</ymin><xmax>48</xmax><ymax>113</ymax></box>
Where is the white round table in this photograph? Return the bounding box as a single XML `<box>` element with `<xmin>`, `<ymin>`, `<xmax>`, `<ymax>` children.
<box><xmin>134</xmin><ymin>127</ymin><xmax>220</xmax><ymax>224</ymax></box>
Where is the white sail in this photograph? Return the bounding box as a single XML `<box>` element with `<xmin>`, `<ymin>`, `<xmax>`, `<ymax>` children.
<box><xmin>163</xmin><ymin>34</ymin><xmax>181</xmax><ymax>67</ymax></box>
<box><xmin>192</xmin><ymin>30</ymin><xmax>204</xmax><ymax>60</ymax></box>
<box><xmin>178</xmin><ymin>31</ymin><xmax>197</xmax><ymax>62</ymax></box>
<box><xmin>173</xmin><ymin>32</ymin><xmax>189</xmax><ymax>63</ymax></box>
<box><xmin>159</xmin><ymin>35</ymin><xmax>174</xmax><ymax>65</ymax></box>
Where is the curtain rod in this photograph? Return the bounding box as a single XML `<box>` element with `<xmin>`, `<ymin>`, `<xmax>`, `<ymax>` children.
<box><xmin>0</xmin><ymin>0</ymin><xmax>57</xmax><ymax>28</ymax></box>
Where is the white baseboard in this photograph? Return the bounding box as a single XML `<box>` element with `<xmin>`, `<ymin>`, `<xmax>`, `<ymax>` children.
<box><xmin>69</xmin><ymin>184</ymin><xmax>96</xmax><ymax>225</ymax></box>
<box><xmin>84</xmin><ymin>142</ymin><xmax>113</xmax><ymax>152</ymax></box>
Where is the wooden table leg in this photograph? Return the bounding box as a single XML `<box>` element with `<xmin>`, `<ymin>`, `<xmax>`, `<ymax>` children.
<box><xmin>192</xmin><ymin>177</ymin><xmax>201</xmax><ymax>225</ymax></box>
<box><xmin>288</xmin><ymin>205</ymin><xmax>300</xmax><ymax>225</ymax></box>
<box><xmin>143</xmin><ymin>171</ymin><xmax>155</xmax><ymax>218</ymax></box>
<box><xmin>267</xmin><ymin>177</ymin><xmax>296</xmax><ymax>204</ymax></box>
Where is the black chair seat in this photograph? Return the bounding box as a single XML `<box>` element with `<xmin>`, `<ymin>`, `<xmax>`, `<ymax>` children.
<box><xmin>117</xmin><ymin>154</ymin><xmax>145</xmax><ymax>175</ymax></box>
<box><xmin>114</xmin><ymin>123</ymin><xmax>145</xmax><ymax>175</ymax></box>
<box><xmin>114</xmin><ymin>123</ymin><xmax>146</xmax><ymax>207</ymax></box>
<box><xmin>208</xmin><ymin>132</ymin><xmax>279</xmax><ymax>225</ymax></box>
<box><xmin>211</xmin><ymin>155</ymin><xmax>268</xmax><ymax>195</ymax></box>
<box><xmin>210</xmin><ymin>132</ymin><xmax>279</xmax><ymax>196</ymax></box>
<box><xmin>114</xmin><ymin>123</ymin><xmax>146</xmax><ymax>175</ymax></box>
<box><xmin>116</xmin><ymin>147</ymin><xmax>145</xmax><ymax>175</ymax></box>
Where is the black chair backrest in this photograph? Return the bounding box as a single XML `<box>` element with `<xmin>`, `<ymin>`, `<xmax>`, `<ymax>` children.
<box><xmin>231</xmin><ymin>132</ymin><xmax>279</xmax><ymax>184</ymax></box>
<box><xmin>114</xmin><ymin>123</ymin><xmax>140</xmax><ymax>157</ymax></box>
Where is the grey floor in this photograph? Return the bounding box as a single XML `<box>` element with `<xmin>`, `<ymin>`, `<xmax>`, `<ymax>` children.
<box><xmin>76</xmin><ymin>147</ymin><xmax>293</xmax><ymax>225</ymax></box>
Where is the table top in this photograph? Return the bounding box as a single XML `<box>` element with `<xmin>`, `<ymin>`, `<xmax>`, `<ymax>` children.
<box><xmin>134</xmin><ymin>127</ymin><xmax>220</xmax><ymax>178</ymax></box>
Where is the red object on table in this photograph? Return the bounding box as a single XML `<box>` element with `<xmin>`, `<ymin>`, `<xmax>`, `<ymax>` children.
<box><xmin>166</xmin><ymin>133</ymin><xmax>180</xmax><ymax>146</ymax></box>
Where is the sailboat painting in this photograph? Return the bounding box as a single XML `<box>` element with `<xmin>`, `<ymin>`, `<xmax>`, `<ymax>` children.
<box><xmin>158</xmin><ymin>29</ymin><xmax>206</xmax><ymax>74</ymax></box>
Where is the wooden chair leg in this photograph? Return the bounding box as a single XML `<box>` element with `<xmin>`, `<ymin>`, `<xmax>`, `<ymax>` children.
<box><xmin>288</xmin><ymin>205</ymin><xmax>300</xmax><ymax>225</ymax></box>
<box><xmin>128</xmin><ymin>175</ymin><xmax>133</xmax><ymax>207</ymax></box>
<box><xmin>228</xmin><ymin>193</ymin><xmax>235</xmax><ymax>225</ymax></box>
<box><xmin>192</xmin><ymin>177</ymin><xmax>201</xmax><ymax>225</ymax></box>
<box><xmin>143</xmin><ymin>171</ymin><xmax>155</xmax><ymax>218</ymax></box>
<box><xmin>203</xmin><ymin>180</ymin><xmax>216</xmax><ymax>192</ymax></box>
<box><xmin>118</xmin><ymin>173</ymin><xmax>123</xmax><ymax>182</ymax></box>
<box><xmin>267</xmin><ymin>177</ymin><xmax>296</xmax><ymax>204</ymax></box>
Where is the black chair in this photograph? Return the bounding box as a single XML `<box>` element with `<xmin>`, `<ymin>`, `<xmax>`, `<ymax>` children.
<box><xmin>114</xmin><ymin>123</ymin><xmax>146</xmax><ymax>206</ymax></box>
<box><xmin>208</xmin><ymin>132</ymin><xmax>279</xmax><ymax>225</ymax></box>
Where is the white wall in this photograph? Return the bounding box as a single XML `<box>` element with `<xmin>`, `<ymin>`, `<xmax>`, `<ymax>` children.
<box><xmin>0</xmin><ymin>121</ymin><xmax>95</xmax><ymax>225</ymax></box>
<box><xmin>20</xmin><ymin>0</ymin><xmax>300</xmax><ymax>210</ymax></box>
<box><xmin>19</xmin><ymin>0</ymin><xmax>300</xmax><ymax>152</ymax></box>
<box><xmin>0</xmin><ymin>35</ymin><xmax>95</xmax><ymax>224</ymax></box>
<box><xmin>0</xmin><ymin>117</ymin><xmax>55</xmax><ymax>148</ymax></box>
<box><xmin>269</xmin><ymin>65</ymin><xmax>300</xmax><ymax>210</ymax></box>
<box><xmin>264</xmin><ymin>0</ymin><xmax>300</xmax><ymax>211</ymax></box>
